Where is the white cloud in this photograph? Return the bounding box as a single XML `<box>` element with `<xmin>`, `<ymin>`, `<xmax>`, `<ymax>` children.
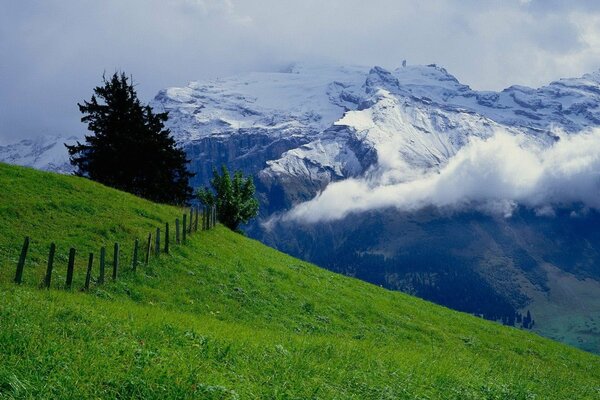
<box><xmin>284</xmin><ymin>129</ymin><xmax>600</xmax><ymax>223</ymax></box>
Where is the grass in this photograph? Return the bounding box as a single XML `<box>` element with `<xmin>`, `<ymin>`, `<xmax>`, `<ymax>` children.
<box><xmin>0</xmin><ymin>162</ymin><xmax>599</xmax><ymax>399</ymax></box>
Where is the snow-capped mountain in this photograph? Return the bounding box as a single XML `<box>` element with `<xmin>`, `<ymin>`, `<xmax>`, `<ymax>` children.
<box><xmin>153</xmin><ymin>63</ymin><xmax>600</xmax><ymax>211</ymax></box>
<box><xmin>0</xmin><ymin>135</ymin><xmax>77</xmax><ymax>174</ymax></box>
<box><xmin>5</xmin><ymin>62</ymin><xmax>600</xmax><ymax>191</ymax></box>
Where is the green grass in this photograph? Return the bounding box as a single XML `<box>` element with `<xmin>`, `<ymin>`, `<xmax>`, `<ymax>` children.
<box><xmin>0</xmin><ymin>162</ymin><xmax>599</xmax><ymax>399</ymax></box>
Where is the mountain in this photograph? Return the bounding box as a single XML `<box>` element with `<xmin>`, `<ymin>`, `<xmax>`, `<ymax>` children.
<box><xmin>3</xmin><ymin>63</ymin><xmax>600</xmax><ymax>352</ymax></box>
<box><xmin>0</xmin><ymin>135</ymin><xmax>77</xmax><ymax>174</ymax></box>
<box><xmin>153</xmin><ymin>62</ymin><xmax>600</xmax><ymax>204</ymax></box>
<box><xmin>1</xmin><ymin>162</ymin><xmax>598</xmax><ymax>398</ymax></box>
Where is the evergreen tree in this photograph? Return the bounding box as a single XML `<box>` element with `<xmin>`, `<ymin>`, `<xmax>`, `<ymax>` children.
<box><xmin>66</xmin><ymin>72</ymin><xmax>193</xmax><ymax>204</ymax></box>
<box><xmin>197</xmin><ymin>165</ymin><xmax>259</xmax><ymax>232</ymax></box>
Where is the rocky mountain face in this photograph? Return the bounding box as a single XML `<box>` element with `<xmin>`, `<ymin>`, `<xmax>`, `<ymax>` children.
<box><xmin>3</xmin><ymin>63</ymin><xmax>600</xmax><ymax>352</ymax></box>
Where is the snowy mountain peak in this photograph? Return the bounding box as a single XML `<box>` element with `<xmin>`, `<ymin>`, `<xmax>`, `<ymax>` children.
<box><xmin>0</xmin><ymin>135</ymin><xmax>77</xmax><ymax>174</ymax></box>
<box><xmin>578</xmin><ymin>69</ymin><xmax>600</xmax><ymax>83</ymax></box>
<box><xmin>365</xmin><ymin>66</ymin><xmax>402</xmax><ymax>95</ymax></box>
<box><xmin>3</xmin><ymin>62</ymin><xmax>600</xmax><ymax>199</ymax></box>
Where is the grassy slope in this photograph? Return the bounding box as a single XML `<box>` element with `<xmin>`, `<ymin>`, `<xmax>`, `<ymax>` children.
<box><xmin>0</xmin><ymin>163</ymin><xmax>599</xmax><ymax>399</ymax></box>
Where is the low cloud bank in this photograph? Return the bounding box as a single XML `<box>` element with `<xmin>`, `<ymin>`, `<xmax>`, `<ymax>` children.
<box><xmin>283</xmin><ymin>129</ymin><xmax>600</xmax><ymax>223</ymax></box>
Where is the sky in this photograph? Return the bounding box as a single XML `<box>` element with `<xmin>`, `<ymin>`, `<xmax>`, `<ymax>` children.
<box><xmin>2</xmin><ymin>0</ymin><xmax>600</xmax><ymax>143</ymax></box>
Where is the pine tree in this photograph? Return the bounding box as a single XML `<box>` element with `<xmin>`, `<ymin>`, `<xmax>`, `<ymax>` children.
<box><xmin>66</xmin><ymin>72</ymin><xmax>193</xmax><ymax>204</ymax></box>
<box><xmin>197</xmin><ymin>165</ymin><xmax>259</xmax><ymax>232</ymax></box>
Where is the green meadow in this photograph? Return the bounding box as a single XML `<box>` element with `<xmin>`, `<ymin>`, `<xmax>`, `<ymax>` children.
<box><xmin>0</xmin><ymin>163</ymin><xmax>598</xmax><ymax>399</ymax></box>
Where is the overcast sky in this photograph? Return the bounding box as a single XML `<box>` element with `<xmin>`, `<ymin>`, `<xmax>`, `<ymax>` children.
<box><xmin>2</xmin><ymin>0</ymin><xmax>600</xmax><ymax>143</ymax></box>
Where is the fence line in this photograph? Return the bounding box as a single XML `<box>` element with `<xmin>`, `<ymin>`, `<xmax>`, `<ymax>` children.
<box><xmin>5</xmin><ymin>205</ymin><xmax>217</xmax><ymax>292</ymax></box>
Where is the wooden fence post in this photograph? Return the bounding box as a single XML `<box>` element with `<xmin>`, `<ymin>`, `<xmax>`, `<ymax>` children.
<box><xmin>192</xmin><ymin>208</ymin><xmax>195</xmax><ymax>232</ymax></box>
<box><xmin>165</xmin><ymin>222</ymin><xmax>170</xmax><ymax>254</ymax></box>
<box><xmin>99</xmin><ymin>247</ymin><xmax>106</xmax><ymax>284</ymax></box>
<box><xmin>194</xmin><ymin>207</ymin><xmax>199</xmax><ymax>232</ymax></box>
<box><xmin>145</xmin><ymin>233</ymin><xmax>152</xmax><ymax>266</ymax></box>
<box><xmin>84</xmin><ymin>252</ymin><xmax>94</xmax><ymax>290</ymax></box>
<box><xmin>189</xmin><ymin>208</ymin><xmax>193</xmax><ymax>235</ymax></box>
<box><xmin>132</xmin><ymin>239</ymin><xmax>139</xmax><ymax>271</ymax></box>
<box><xmin>65</xmin><ymin>248</ymin><xmax>76</xmax><ymax>289</ymax></box>
<box><xmin>175</xmin><ymin>218</ymin><xmax>180</xmax><ymax>244</ymax></box>
<box><xmin>182</xmin><ymin>214</ymin><xmax>187</xmax><ymax>243</ymax></box>
<box><xmin>44</xmin><ymin>242</ymin><xmax>56</xmax><ymax>289</ymax></box>
<box><xmin>14</xmin><ymin>236</ymin><xmax>29</xmax><ymax>284</ymax></box>
<box><xmin>113</xmin><ymin>242</ymin><xmax>119</xmax><ymax>280</ymax></box>
<box><xmin>155</xmin><ymin>228</ymin><xmax>160</xmax><ymax>256</ymax></box>
<box><xmin>204</xmin><ymin>207</ymin><xmax>209</xmax><ymax>230</ymax></box>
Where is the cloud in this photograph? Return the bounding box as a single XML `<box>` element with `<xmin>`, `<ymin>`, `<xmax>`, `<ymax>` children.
<box><xmin>2</xmin><ymin>1</ymin><xmax>600</xmax><ymax>142</ymax></box>
<box><xmin>283</xmin><ymin>129</ymin><xmax>600</xmax><ymax>223</ymax></box>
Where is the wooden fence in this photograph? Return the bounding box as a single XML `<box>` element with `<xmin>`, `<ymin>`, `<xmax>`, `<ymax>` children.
<box><xmin>9</xmin><ymin>205</ymin><xmax>217</xmax><ymax>291</ymax></box>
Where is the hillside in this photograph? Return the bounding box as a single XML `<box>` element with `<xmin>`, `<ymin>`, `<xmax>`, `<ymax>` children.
<box><xmin>0</xmin><ymin>162</ymin><xmax>599</xmax><ymax>399</ymax></box>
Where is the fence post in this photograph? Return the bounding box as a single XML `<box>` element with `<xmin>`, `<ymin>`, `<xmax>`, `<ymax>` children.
<box><xmin>204</xmin><ymin>207</ymin><xmax>209</xmax><ymax>230</ymax></box>
<box><xmin>175</xmin><ymin>218</ymin><xmax>180</xmax><ymax>244</ymax></box>
<box><xmin>182</xmin><ymin>214</ymin><xmax>187</xmax><ymax>243</ymax></box>
<box><xmin>189</xmin><ymin>208</ymin><xmax>193</xmax><ymax>235</ymax></box>
<box><xmin>84</xmin><ymin>252</ymin><xmax>94</xmax><ymax>290</ymax></box>
<box><xmin>132</xmin><ymin>239</ymin><xmax>139</xmax><ymax>272</ymax></box>
<box><xmin>155</xmin><ymin>228</ymin><xmax>160</xmax><ymax>256</ymax></box>
<box><xmin>145</xmin><ymin>233</ymin><xmax>152</xmax><ymax>265</ymax></box>
<box><xmin>194</xmin><ymin>207</ymin><xmax>199</xmax><ymax>232</ymax></box>
<box><xmin>113</xmin><ymin>242</ymin><xmax>119</xmax><ymax>280</ymax></box>
<box><xmin>65</xmin><ymin>248</ymin><xmax>76</xmax><ymax>289</ymax></box>
<box><xmin>165</xmin><ymin>223</ymin><xmax>170</xmax><ymax>254</ymax></box>
<box><xmin>14</xmin><ymin>236</ymin><xmax>30</xmax><ymax>284</ymax></box>
<box><xmin>99</xmin><ymin>247</ymin><xmax>106</xmax><ymax>284</ymax></box>
<box><xmin>44</xmin><ymin>242</ymin><xmax>56</xmax><ymax>289</ymax></box>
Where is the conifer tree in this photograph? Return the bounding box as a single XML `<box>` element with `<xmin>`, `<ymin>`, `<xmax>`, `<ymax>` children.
<box><xmin>66</xmin><ymin>72</ymin><xmax>193</xmax><ymax>204</ymax></box>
